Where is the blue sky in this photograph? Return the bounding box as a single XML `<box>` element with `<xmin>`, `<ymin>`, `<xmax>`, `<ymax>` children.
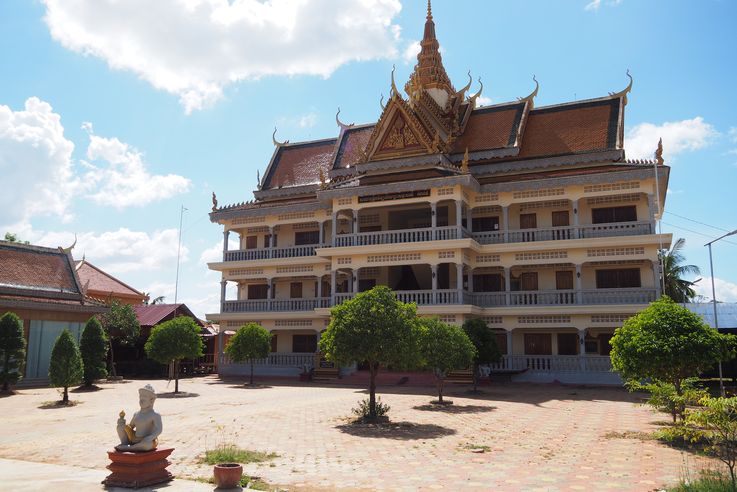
<box><xmin>1</xmin><ymin>0</ymin><xmax>736</xmax><ymax>317</ymax></box>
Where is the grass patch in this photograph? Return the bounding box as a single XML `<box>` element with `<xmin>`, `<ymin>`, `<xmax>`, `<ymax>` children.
<box><xmin>668</xmin><ymin>470</ymin><xmax>735</xmax><ymax>491</ymax></box>
<box><xmin>460</xmin><ymin>442</ymin><xmax>490</xmax><ymax>453</ymax></box>
<box><xmin>192</xmin><ymin>474</ymin><xmax>272</xmax><ymax>490</ymax></box>
<box><xmin>200</xmin><ymin>445</ymin><xmax>278</xmax><ymax>465</ymax></box>
<box><xmin>603</xmin><ymin>430</ymin><xmax>654</xmax><ymax>440</ymax></box>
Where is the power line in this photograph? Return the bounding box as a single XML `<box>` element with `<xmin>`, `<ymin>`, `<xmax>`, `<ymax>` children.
<box><xmin>661</xmin><ymin>221</ymin><xmax>737</xmax><ymax>247</ymax></box>
<box><xmin>665</xmin><ymin>211</ymin><xmax>733</xmax><ymax>234</ymax></box>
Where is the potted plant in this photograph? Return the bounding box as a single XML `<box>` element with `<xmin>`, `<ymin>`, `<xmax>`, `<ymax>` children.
<box><xmin>213</xmin><ymin>462</ymin><xmax>243</xmax><ymax>489</ymax></box>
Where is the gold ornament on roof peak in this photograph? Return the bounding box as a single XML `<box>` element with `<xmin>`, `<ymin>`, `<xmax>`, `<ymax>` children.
<box><xmin>518</xmin><ymin>75</ymin><xmax>539</xmax><ymax>107</ymax></box>
<box><xmin>469</xmin><ymin>78</ymin><xmax>484</xmax><ymax>106</ymax></box>
<box><xmin>655</xmin><ymin>138</ymin><xmax>664</xmax><ymax>165</ymax></box>
<box><xmin>272</xmin><ymin>127</ymin><xmax>289</xmax><ymax>147</ymax></box>
<box><xmin>335</xmin><ymin>107</ymin><xmax>354</xmax><ymax>130</ymax></box>
<box><xmin>61</xmin><ymin>234</ymin><xmax>77</xmax><ymax>254</ymax></box>
<box><xmin>390</xmin><ymin>65</ymin><xmax>399</xmax><ymax>98</ymax></box>
<box><xmin>609</xmin><ymin>69</ymin><xmax>633</xmax><ymax>105</ymax></box>
<box><xmin>319</xmin><ymin>168</ymin><xmax>327</xmax><ymax>189</ymax></box>
<box><xmin>454</xmin><ymin>70</ymin><xmax>473</xmax><ymax>100</ymax></box>
<box><xmin>379</xmin><ymin>93</ymin><xmax>386</xmax><ymax>111</ymax></box>
<box><xmin>461</xmin><ymin>147</ymin><xmax>470</xmax><ymax>174</ymax></box>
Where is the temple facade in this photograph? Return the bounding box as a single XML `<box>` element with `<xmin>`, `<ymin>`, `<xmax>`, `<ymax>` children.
<box><xmin>208</xmin><ymin>3</ymin><xmax>671</xmax><ymax>384</ymax></box>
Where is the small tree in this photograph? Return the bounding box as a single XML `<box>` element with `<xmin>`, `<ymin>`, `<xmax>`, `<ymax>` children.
<box><xmin>320</xmin><ymin>286</ymin><xmax>421</xmax><ymax>419</ymax></box>
<box><xmin>144</xmin><ymin>317</ymin><xmax>203</xmax><ymax>393</ymax></box>
<box><xmin>688</xmin><ymin>396</ymin><xmax>737</xmax><ymax>490</ymax></box>
<box><xmin>79</xmin><ymin>317</ymin><xmax>108</xmax><ymax>387</ymax></box>
<box><xmin>99</xmin><ymin>301</ymin><xmax>140</xmax><ymax>377</ymax></box>
<box><xmin>611</xmin><ymin>296</ymin><xmax>735</xmax><ymax>399</ymax></box>
<box><xmin>462</xmin><ymin>318</ymin><xmax>502</xmax><ymax>392</ymax></box>
<box><xmin>0</xmin><ymin>312</ymin><xmax>26</xmax><ymax>392</ymax></box>
<box><xmin>224</xmin><ymin>323</ymin><xmax>271</xmax><ymax>385</ymax></box>
<box><xmin>49</xmin><ymin>329</ymin><xmax>83</xmax><ymax>404</ymax></box>
<box><xmin>418</xmin><ymin>317</ymin><xmax>476</xmax><ymax>404</ymax></box>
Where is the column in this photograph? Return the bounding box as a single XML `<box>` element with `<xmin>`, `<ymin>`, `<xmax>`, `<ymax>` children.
<box><xmin>318</xmin><ymin>220</ymin><xmax>324</xmax><ymax>246</ymax></box>
<box><xmin>455</xmin><ymin>200</ymin><xmax>463</xmax><ymax>238</ymax></box>
<box><xmin>468</xmin><ymin>267</ymin><xmax>474</xmax><ymax>293</ymax></box>
<box><xmin>430</xmin><ymin>202</ymin><xmax>437</xmax><ymax>239</ymax></box>
<box><xmin>431</xmin><ymin>264</ymin><xmax>438</xmax><ymax>304</ymax></box>
<box><xmin>506</xmin><ymin>330</ymin><xmax>513</xmax><ymax>357</ymax></box>
<box><xmin>222</xmin><ymin>230</ymin><xmax>230</xmax><ymax>253</ymax></box>
<box><xmin>267</xmin><ymin>277</ymin><xmax>274</xmax><ymax>301</ymax></box>
<box><xmin>575</xmin><ymin>264</ymin><xmax>582</xmax><ymax>305</ymax></box>
<box><xmin>456</xmin><ymin>263</ymin><xmax>464</xmax><ymax>302</ymax></box>
<box><xmin>504</xmin><ymin>267</ymin><xmax>511</xmax><ymax>306</ymax></box>
<box><xmin>351</xmin><ymin>210</ymin><xmax>357</xmax><ymax>234</ymax></box>
<box><xmin>468</xmin><ymin>207</ymin><xmax>473</xmax><ymax>233</ymax></box>
<box><xmin>502</xmin><ymin>205</ymin><xmax>509</xmax><ymax>243</ymax></box>
<box><xmin>317</xmin><ymin>275</ymin><xmax>323</xmax><ymax>299</ymax></box>
<box><xmin>330</xmin><ymin>270</ymin><xmax>337</xmax><ymax>305</ymax></box>
<box><xmin>653</xmin><ymin>260</ymin><xmax>662</xmax><ymax>298</ymax></box>
<box><xmin>352</xmin><ymin>268</ymin><xmax>359</xmax><ymax>294</ymax></box>
<box><xmin>331</xmin><ymin>212</ymin><xmax>338</xmax><ymax>246</ymax></box>
<box><xmin>572</xmin><ymin>199</ymin><xmax>579</xmax><ymax>238</ymax></box>
<box><xmin>647</xmin><ymin>193</ymin><xmax>656</xmax><ymax>229</ymax></box>
<box><xmin>578</xmin><ymin>329</ymin><xmax>587</xmax><ymax>371</ymax></box>
<box><xmin>268</xmin><ymin>226</ymin><xmax>274</xmax><ymax>258</ymax></box>
<box><xmin>220</xmin><ymin>279</ymin><xmax>227</xmax><ymax>310</ymax></box>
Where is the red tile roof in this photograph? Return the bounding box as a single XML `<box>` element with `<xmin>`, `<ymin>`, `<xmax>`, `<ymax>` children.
<box><xmin>75</xmin><ymin>260</ymin><xmax>145</xmax><ymax>302</ymax></box>
<box><xmin>0</xmin><ymin>242</ymin><xmax>79</xmax><ymax>293</ymax></box>
<box><xmin>262</xmin><ymin>139</ymin><xmax>337</xmax><ymax>189</ymax></box>
<box><xmin>452</xmin><ymin>103</ymin><xmax>526</xmax><ymax>153</ymax></box>
<box><xmin>333</xmin><ymin>126</ymin><xmax>374</xmax><ymax>169</ymax></box>
<box><xmin>133</xmin><ymin>303</ymin><xmax>203</xmax><ymax>328</ymax></box>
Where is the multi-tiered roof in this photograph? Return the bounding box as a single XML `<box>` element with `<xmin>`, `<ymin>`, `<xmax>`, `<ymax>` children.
<box><xmin>212</xmin><ymin>1</ymin><xmax>654</xmax><ymax>217</ymax></box>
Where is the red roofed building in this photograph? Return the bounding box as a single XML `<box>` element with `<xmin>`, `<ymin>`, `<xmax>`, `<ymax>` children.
<box><xmin>207</xmin><ymin>3</ymin><xmax>671</xmax><ymax>383</ymax></box>
<box><xmin>75</xmin><ymin>259</ymin><xmax>147</xmax><ymax>305</ymax></box>
<box><xmin>0</xmin><ymin>240</ymin><xmax>108</xmax><ymax>384</ymax></box>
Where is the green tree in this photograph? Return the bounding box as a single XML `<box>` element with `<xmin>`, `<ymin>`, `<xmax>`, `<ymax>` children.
<box><xmin>462</xmin><ymin>318</ymin><xmax>502</xmax><ymax>392</ymax></box>
<box><xmin>99</xmin><ymin>301</ymin><xmax>140</xmax><ymax>377</ymax></box>
<box><xmin>49</xmin><ymin>329</ymin><xmax>83</xmax><ymax>404</ymax></box>
<box><xmin>0</xmin><ymin>312</ymin><xmax>26</xmax><ymax>392</ymax></box>
<box><xmin>3</xmin><ymin>232</ymin><xmax>29</xmax><ymax>244</ymax></box>
<box><xmin>688</xmin><ymin>396</ymin><xmax>737</xmax><ymax>490</ymax></box>
<box><xmin>144</xmin><ymin>317</ymin><xmax>203</xmax><ymax>393</ymax></box>
<box><xmin>611</xmin><ymin>297</ymin><xmax>734</xmax><ymax>399</ymax></box>
<box><xmin>418</xmin><ymin>317</ymin><xmax>476</xmax><ymax>403</ymax></box>
<box><xmin>79</xmin><ymin>317</ymin><xmax>108</xmax><ymax>387</ymax></box>
<box><xmin>319</xmin><ymin>286</ymin><xmax>420</xmax><ymax>419</ymax></box>
<box><xmin>224</xmin><ymin>323</ymin><xmax>271</xmax><ymax>385</ymax></box>
<box><xmin>659</xmin><ymin>238</ymin><xmax>701</xmax><ymax>302</ymax></box>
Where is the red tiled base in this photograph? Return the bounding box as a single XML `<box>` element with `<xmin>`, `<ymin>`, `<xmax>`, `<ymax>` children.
<box><xmin>102</xmin><ymin>447</ymin><xmax>174</xmax><ymax>489</ymax></box>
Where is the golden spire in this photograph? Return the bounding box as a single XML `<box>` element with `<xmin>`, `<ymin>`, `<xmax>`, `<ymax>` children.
<box><xmin>655</xmin><ymin>138</ymin><xmax>664</xmax><ymax>165</ymax></box>
<box><xmin>405</xmin><ymin>0</ymin><xmax>454</xmax><ymax>100</ymax></box>
<box><xmin>461</xmin><ymin>147</ymin><xmax>470</xmax><ymax>174</ymax></box>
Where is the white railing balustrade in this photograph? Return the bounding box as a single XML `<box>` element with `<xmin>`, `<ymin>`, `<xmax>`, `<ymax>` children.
<box><xmin>581</xmin><ymin>288</ymin><xmax>656</xmax><ymax>304</ymax></box>
<box><xmin>224</xmin><ymin>244</ymin><xmax>322</xmax><ymax>262</ymax></box>
<box><xmin>333</xmin><ymin>226</ymin><xmax>459</xmax><ymax>247</ymax></box>
<box><xmin>579</xmin><ymin>221</ymin><xmax>652</xmax><ymax>238</ymax></box>
<box><xmin>489</xmin><ymin>355</ymin><xmax>612</xmax><ymax>373</ymax></box>
<box><xmin>222</xmin><ymin>298</ymin><xmax>330</xmax><ymax>313</ymax></box>
<box><xmin>222</xmin><ymin>352</ymin><xmax>315</xmax><ymax>368</ymax></box>
<box><xmin>509</xmin><ymin>290</ymin><xmax>577</xmax><ymax>306</ymax></box>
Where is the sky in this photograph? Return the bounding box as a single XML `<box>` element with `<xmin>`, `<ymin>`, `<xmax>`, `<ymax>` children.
<box><xmin>1</xmin><ymin>0</ymin><xmax>736</xmax><ymax>319</ymax></box>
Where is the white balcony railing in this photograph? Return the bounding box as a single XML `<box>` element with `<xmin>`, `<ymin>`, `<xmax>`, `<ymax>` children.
<box><xmin>472</xmin><ymin>221</ymin><xmax>652</xmax><ymax>245</ymax></box>
<box><xmin>224</xmin><ymin>244</ymin><xmax>323</xmax><ymax>262</ymax></box>
<box><xmin>221</xmin><ymin>297</ymin><xmax>330</xmax><ymax>313</ymax></box>
<box><xmin>333</xmin><ymin>226</ymin><xmax>459</xmax><ymax>247</ymax></box>
<box><xmin>490</xmin><ymin>355</ymin><xmax>612</xmax><ymax>373</ymax></box>
<box><xmin>222</xmin><ymin>352</ymin><xmax>315</xmax><ymax>368</ymax></box>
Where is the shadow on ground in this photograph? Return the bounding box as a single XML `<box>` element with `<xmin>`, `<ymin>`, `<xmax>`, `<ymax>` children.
<box><xmin>336</xmin><ymin>420</ymin><xmax>456</xmax><ymax>440</ymax></box>
<box><xmin>157</xmin><ymin>392</ymin><xmax>200</xmax><ymax>399</ymax></box>
<box><xmin>38</xmin><ymin>400</ymin><xmax>80</xmax><ymax>409</ymax></box>
<box><xmin>412</xmin><ymin>403</ymin><xmax>496</xmax><ymax>414</ymax></box>
<box><xmin>71</xmin><ymin>385</ymin><xmax>105</xmax><ymax>393</ymax></box>
<box><xmin>226</xmin><ymin>384</ymin><xmax>272</xmax><ymax>390</ymax></box>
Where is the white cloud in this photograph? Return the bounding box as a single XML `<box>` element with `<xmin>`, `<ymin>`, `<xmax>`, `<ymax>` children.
<box><xmin>585</xmin><ymin>0</ymin><xmax>622</xmax><ymax>11</ymax></box>
<box><xmin>475</xmin><ymin>96</ymin><xmax>492</xmax><ymax>107</ymax></box>
<box><xmin>199</xmin><ymin>241</ymin><xmax>224</xmax><ymax>264</ymax></box>
<box><xmin>142</xmin><ymin>282</ymin><xmax>175</xmax><ymax>303</ymax></box>
<box><xmin>35</xmin><ymin>228</ymin><xmax>188</xmax><ymax>274</ymax></box>
<box><xmin>728</xmin><ymin>127</ymin><xmax>737</xmax><ymax>143</ymax></box>
<box><xmin>0</xmin><ymin>97</ymin><xmax>79</xmax><ymax>227</ymax></box>
<box><xmin>298</xmin><ymin>112</ymin><xmax>318</xmax><ymax>129</ymax></box>
<box><xmin>694</xmin><ymin>277</ymin><xmax>737</xmax><ymax>303</ymax></box>
<box><xmin>277</xmin><ymin>111</ymin><xmax>319</xmax><ymax>130</ymax></box>
<box><xmin>625</xmin><ymin>117</ymin><xmax>718</xmax><ymax>161</ymax></box>
<box><xmin>43</xmin><ymin>0</ymin><xmax>403</xmax><ymax>113</ymax></box>
<box><xmin>403</xmin><ymin>40</ymin><xmax>420</xmax><ymax>63</ymax></box>
<box><xmin>82</xmin><ymin>127</ymin><xmax>192</xmax><ymax>208</ymax></box>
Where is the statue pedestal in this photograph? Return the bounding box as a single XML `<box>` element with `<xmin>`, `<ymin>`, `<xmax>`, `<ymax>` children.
<box><xmin>102</xmin><ymin>447</ymin><xmax>174</xmax><ymax>488</ymax></box>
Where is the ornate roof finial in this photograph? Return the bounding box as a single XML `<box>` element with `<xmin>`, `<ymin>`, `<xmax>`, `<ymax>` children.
<box><xmin>61</xmin><ymin>234</ymin><xmax>77</xmax><ymax>254</ymax></box>
<box><xmin>427</xmin><ymin>0</ymin><xmax>432</xmax><ymax>19</ymax></box>
<box><xmin>319</xmin><ymin>168</ymin><xmax>327</xmax><ymax>189</ymax></box>
<box><xmin>454</xmin><ymin>70</ymin><xmax>473</xmax><ymax>99</ymax></box>
<box><xmin>272</xmin><ymin>127</ymin><xmax>289</xmax><ymax>146</ymax></box>
<box><xmin>655</xmin><ymin>137</ymin><xmax>664</xmax><ymax>165</ymax></box>
<box><xmin>335</xmin><ymin>107</ymin><xmax>354</xmax><ymax>130</ymax></box>
<box><xmin>461</xmin><ymin>147</ymin><xmax>470</xmax><ymax>174</ymax></box>
<box><xmin>469</xmin><ymin>77</ymin><xmax>484</xmax><ymax>105</ymax></box>
<box><xmin>609</xmin><ymin>69</ymin><xmax>633</xmax><ymax>105</ymax></box>
<box><xmin>404</xmin><ymin>0</ymin><xmax>454</xmax><ymax>100</ymax></box>
<box><xmin>211</xmin><ymin>192</ymin><xmax>218</xmax><ymax>212</ymax></box>
<box><xmin>518</xmin><ymin>75</ymin><xmax>539</xmax><ymax>106</ymax></box>
<box><xmin>257</xmin><ymin>169</ymin><xmax>262</xmax><ymax>190</ymax></box>
<box><xmin>390</xmin><ymin>65</ymin><xmax>399</xmax><ymax>97</ymax></box>
<box><xmin>379</xmin><ymin>93</ymin><xmax>385</xmax><ymax>111</ymax></box>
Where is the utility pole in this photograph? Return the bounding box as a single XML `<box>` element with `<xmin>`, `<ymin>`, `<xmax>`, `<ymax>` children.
<box><xmin>174</xmin><ymin>205</ymin><xmax>188</xmax><ymax>303</ymax></box>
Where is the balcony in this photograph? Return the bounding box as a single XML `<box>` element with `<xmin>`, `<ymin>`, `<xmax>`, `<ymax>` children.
<box><xmin>490</xmin><ymin>355</ymin><xmax>613</xmax><ymax>373</ymax></box>
<box><xmin>223</xmin><ymin>244</ymin><xmax>324</xmax><ymax>262</ymax></box>
<box><xmin>333</xmin><ymin>226</ymin><xmax>459</xmax><ymax>247</ymax></box>
<box><xmin>222</xmin><ymin>297</ymin><xmax>331</xmax><ymax>313</ymax></box>
<box><xmin>471</xmin><ymin>221</ymin><xmax>652</xmax><ymax>245</ymax></box>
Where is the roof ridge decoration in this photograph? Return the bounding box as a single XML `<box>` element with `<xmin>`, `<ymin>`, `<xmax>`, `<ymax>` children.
<box><xmin>468</xmin><ymin>78</ymin><xmax>484</xmax><ymax>107</ymax></box>
<box><xmin>272</xmin><ymin>127</ymin><xmax>289</xmax><ymax>146</ymax></box>
<box><xmin>60</xmin><ymin>234</ymin><xmax>77</xmax><ymax>254</ymax></box>
<box><xmin>655</xmin><ymin>137</ymin><xmax>664</xmax><ymax>165</ymax></box>
<box><xmin>335</xmin><ymin>107</ymin><xmax>354</xmax><ymax>130</ymax></box>
<box><xmin>517</xmin><ymin>75</ymin><xmax>539</xmax><ymax>108</ymax></box>
<box><xmin>609</xmin><ymin>69</ymin><xmax>633</xmax><ymax>105</ymax></box>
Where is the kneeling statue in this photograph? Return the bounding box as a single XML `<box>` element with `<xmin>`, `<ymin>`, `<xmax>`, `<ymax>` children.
<box><xmin>115</xmin><ymin>384</ymin><xmax>162</xmax><ymax>452</ymax></box>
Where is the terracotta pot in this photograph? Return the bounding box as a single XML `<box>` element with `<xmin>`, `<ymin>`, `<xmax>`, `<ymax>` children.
<box><xmin>213</xmin><ymin>463</ymin><xmax>243</xmax><ymax>489</ymax></box>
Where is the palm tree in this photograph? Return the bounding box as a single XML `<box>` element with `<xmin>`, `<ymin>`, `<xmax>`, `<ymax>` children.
<box><xmin>659</xmin><ymin>238</ymin><xmax>701</xmax><ymax>302</ymax></box>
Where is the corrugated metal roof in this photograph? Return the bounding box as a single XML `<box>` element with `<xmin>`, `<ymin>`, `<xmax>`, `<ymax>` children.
<box><xmin>686</xmin><ymin>303</ymin><xmax>737</xmax><ymax>329</ymax></box>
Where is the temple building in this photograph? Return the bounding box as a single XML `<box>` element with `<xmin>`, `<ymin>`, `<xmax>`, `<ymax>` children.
<box><xmin>208</xmin><ymin>3</ymin><xmax>671</xmax><ymax>383</ymax></box>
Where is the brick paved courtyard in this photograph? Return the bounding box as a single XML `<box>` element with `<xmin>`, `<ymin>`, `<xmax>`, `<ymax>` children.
<box><xmin>0</xmin><ymin>376</ymin><xmax>716</xmax><ymax>491</ymax></box>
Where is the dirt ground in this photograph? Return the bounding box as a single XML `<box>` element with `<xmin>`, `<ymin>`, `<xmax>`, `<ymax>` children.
<box><xmin>0</xmin><ymin>376</ymin><xmax>716</xmax><ymax>491</ymax></box>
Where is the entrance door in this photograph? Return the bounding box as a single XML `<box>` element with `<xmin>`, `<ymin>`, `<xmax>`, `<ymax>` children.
<box><xmin>524</xmin><ymin>333</ymin><xmax>552</xmax><ymax>355</ymax></box>
<box><xmin>557</xmin><ymin>333</ymin><xmax>578</xmax><ymax>355</ymax></box>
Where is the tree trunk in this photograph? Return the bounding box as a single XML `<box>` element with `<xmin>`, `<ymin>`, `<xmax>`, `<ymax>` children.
<box><xmin>472</xmin><ymin>363</ymin><xmax>479</xmax><ymax>392</ymax></box>
<box><xmin>250</xmin><ymin>359</ymin><xmax>254</xmax><ymax>386</ymax></box>
<box><xmin>108</xmin><ymin>340</ymin><xmax>117</xmax><ymax>378</ymax></box>
<box><xmin>369</xmin><ymin>362</ymin><xmax>378</xmax><ymax>419</ymax></box>
<box><xmin>62</xmin><ymin>386</ymin><xmax>68</xmax><ymax>404</ymax></box>
<box><xmin>437</xmin><ymin>377</ymin><xmax>444</xmax><ymax>403</ymax></box>
<box><xmin>174</xmin><ymin>360</ymin><xmax>179</xmax><ymax>394</ymax></box>
<box><xmin>728</xmin><ymin>462</ymin><xmax>736</xmax><ymax>492</ymax></box>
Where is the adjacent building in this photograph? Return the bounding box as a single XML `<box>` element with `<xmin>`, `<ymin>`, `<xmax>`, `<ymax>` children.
<box><xmin>208</xmin><ymin>5</ymin><xmax>671</xmax><ymax>383</ymax></box>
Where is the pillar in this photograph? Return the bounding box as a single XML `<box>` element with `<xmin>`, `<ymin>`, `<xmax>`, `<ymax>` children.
<box><xmin>456</xmin><ymin>200</ymin><xmax>463</xmax><ymax>237</ymax></box>
<box><xmin>653</xmin><ymin>260</ymin><xmax>662</xmax><ymax>298</ymax></box>
<box><xmin>431</xmin><ymin>264</ymin><xmax>438</xmax><ymax>304</ymax></box>
<box><xmin>468</xmin><ymin>207</ymin><xmax>473</xmax><ymax>233</ymax></box>
<box><xmin>318</xmin><ymin>220</ymin><xmax>324</xmax><ymax>245</ymax></box>
<box><xmin>502</xmin><ymin>205</ymin><xmax>509</xmax><ymax>243</ymax></box>
<box><xmin>504</xmin><ymin>267</ymin><xmax>511</xmax><ymax>306</ymax></box>
<box><xmin>506</xmin><ymin>330</ymin><xmax>513</xmax><ymax>356</ymax></box>
<box><xmin>352</xmin><ymin>268</ymin><xmax>359</xmax><ymax>294</ymax></box>
<box><xmin>456</xmin><ymin>263</ymin><xmax>464</xmax><ymax>294</ymax></box>
<box><xmin>578</xmin><ymin>329</ymin><xmax>588</xmax><ymax>371</ymax></box>
<box><xmin>330</xmin><ymin>270</ymin><xmax>337</xmax><ymax>305</ymax></box>
<box><xmin>431</xmin><ymin>202</ymin><xmax>437</xmax><ymax>239</ymax></box>
<box><xmin>468</xmin><ymin>267</ymin><xmax>474</xmax><ymax>293</ymax></box>
<box><xmin>222</xmin><ymin>230</ymin><xmax>230</xmax><ymax>253</ymax></box>
<box><xmin>220</xmin><ymin>279</ymin><xmax>227</xmax><ymax>308</ymax></box>
<box><xmin>351</xmin><ymin>210</ymin><xmax>357</xmax><ymax>234</ymax></box>
<box><xmin>268</xmin><ymin>226</ymin><xmax>274</xmax><ymax>258</ymax></box>
<box><xmin>317</xmin><ymin>275</ymin><xmax>323</xmax><ymax>298</ymax></box>
<box><xmin>575</xmin><ymin>264</ymin><xmax>582</xmax><ymax>305</ymax></box>
<box><xmin>647</xmin><ymin>193</ymin><xmax>656</xmax><ymax>230</ymax></box>
<box><xmin>572</xmin><ymin>199</ymin><xmax>579</xmax><ymax>238</ymax></box>
<box><xmin>331</xmin><ymin>212</ymin><xmax>338</xmax><ymax>246</ymax></box>
<box><xmin>267</xmin><ymin>277</ymin><xmax>274</xmax><ymax>300</ymax></box>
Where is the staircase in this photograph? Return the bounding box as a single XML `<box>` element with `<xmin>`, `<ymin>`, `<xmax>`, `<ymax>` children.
<box><xmin>445</xmin><ymin>369</ymin><xmax>473</xmax><ymax>384</ymax></box>
<box><xmin>312</xmin><ymin>353</ymin><xmax>339</xmax><ymax>381</ymax></box>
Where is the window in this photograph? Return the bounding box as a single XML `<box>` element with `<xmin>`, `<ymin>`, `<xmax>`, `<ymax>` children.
<box><xmin>292</xmin><ymin>334</ymin><xmax>317</xmax><ymax>353</ymax></box>
<box><xmin>552</xmin><ymin>211</ymin><xmax>570</xmax><ymax>227</ymax></box>
<box><xmin>592</xmin><ymin>205</ymin><xmax>637</xmax><ymax>224</ymax></box>
<box><xmin>598</xmin><ymin>333</ymin><xmax>613</xmax><ymax>355</ymax></box>
<box><xmin>358</xmin><ymin>278</ymin><xmax>376</xmax><ymax>292</ymax></box>
<box><xmin>473</xmin><ymin>274</ymin><xmax>503</xmax><ymax>292</ymax></box>
<box><xmin>245</xmin><ymin>236</ymin><xmax>257</xmax><ymax>249</ymax></box>
<box><xmin>596</xmin><ymin>268</ymin><xmax>641</xmax><ymax>289</ymax></box>
<box><xmin>263</xmin><ymin>234</ymin><xmax>277</xmax><ymax>248</ymax></box>
<box><xmin>472</xmin><ymin>216</ymin><xmax>500</xmax><ymax>232</ymax></box>
<box><xmin>247</xmin><ymin>284</ymin><xmax>268</xmax><ymax>299</ymax></box>
<box><xmin>436</xmin><ymin>206</ymin><xmax>449</xmax><ymax>227</ymax></box>
<box><xmin>556</xmin><ymin>271</ymin><xmax>574</xmax><ymax>290</ymax></box>
<box><xmin>290</xmin><ymin>282</ymin><xmax>303</xmax><ymax>299</ymax></box>
<box><xmin>520</xmin><ymin>213</ymin><xmax>537</xmax><ymax>229</ymax></box>
<box><xmin>520</xmin><ymin>272</ymin><xmax>538</xmax><ymax>291</ymax></box>
<box><xmin>495</xmin><ymin>332</ymin><xmax>508</xmax><ymax>355</ymax></box>
<box><xmin>524</xmin><ymin>333</ymin><xmax>552</xmax><ymax>355</ymax></box>
<box><xmin>270</xmin><ymin>333</ymin><xmax>278</xmax><ymax>352</ymax></box>
<box><xmin>295</xmin><ymin>230</ymin><xmax>319</xmax><ymax>245</ymax></box>
<box><xmin>557</xmin><ymin>333</ymin><xmax>578</xmax><ymax>355</ymax></box>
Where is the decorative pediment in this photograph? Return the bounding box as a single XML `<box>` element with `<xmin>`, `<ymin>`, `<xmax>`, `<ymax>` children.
<box><xmin>362</xmin><ymin>95</ymin><xmax>435</xmax><ymax>162</ymax></box>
